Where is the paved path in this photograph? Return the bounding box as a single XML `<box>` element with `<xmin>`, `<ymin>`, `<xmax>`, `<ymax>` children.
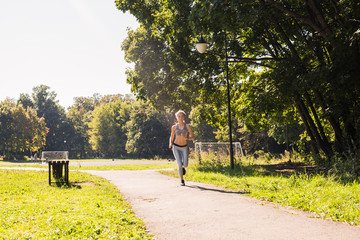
<box><xmin>84</xmin><ymin>169</ymin><xmax>360</xmax><ymax>240</ymax></box>
<box><xmin>70</xmin><ymin>160</ymin><xmax>171</xmax><ymax>167</ymax></box>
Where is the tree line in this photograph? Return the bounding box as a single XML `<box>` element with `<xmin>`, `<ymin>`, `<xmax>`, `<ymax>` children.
<box><xmin>0</xmin><ymin>85</ymin><xmax>169</xmax><ymax>159</ymax></box>
<box><xmin>1</xmin><ymin>85</ymin><xmax>286</xmax><ymax>160</ymax></box>
<box><xmin>115</xmin><ymin>0</ymin><xmax>360</xmax><ymax>164</ymax></box>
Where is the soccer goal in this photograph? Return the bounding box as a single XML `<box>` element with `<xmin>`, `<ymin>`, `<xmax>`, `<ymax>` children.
<box><xmin>194</xmin><ymin>142</ymin><xmax>244</xmax><ymax>164</ymax></box>
<box><xmin>41</xmin><ymin>151</ymin><xmax>69</xmax><ymax>161</ymax></box>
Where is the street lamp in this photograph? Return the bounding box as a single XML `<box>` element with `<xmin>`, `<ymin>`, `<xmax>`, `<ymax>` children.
<box><xmin>195</xmin><ymin>36</ymin><xmax>209</xmax><ymax>54</ymax></box>
<box><xmin>195</xmin><ymin>36</ymin><xmax>235</xmax><ymax>170</ymax></box>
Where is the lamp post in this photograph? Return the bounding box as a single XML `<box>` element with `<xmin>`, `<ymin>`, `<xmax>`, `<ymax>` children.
<box><xmin>195</xmin><ymin>36</ymin><xmax>235</xmax><ymax>170</ymax></box>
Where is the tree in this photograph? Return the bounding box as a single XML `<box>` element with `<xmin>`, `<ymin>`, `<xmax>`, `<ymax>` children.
<box><xmin>66</xmin><ymin>96</ymin><xmax>96</xmax><ymax>159</ymax></box>
<box><xmin>29</xmin><ymin>85</ymin><xmax>70</xmax><ymax>151</ymax></box>
<box><xmin>18</xmin><ymin>93</ymin><xmax>34</xmax><ymax>109</ymax></box>
<box><xmin>0</xmin><ymin>99</ymin><xmax>48</xmax><ymax>159</ymax></box>
<box><xmin>88</xmin><ymin>99</ymin><xmax>131</xmax><ymax>157</ymax></box>
<box><xmin>125</xmin><ymin>101</ymin><xmax>170</xmax><ymax>157</ymax></box>
<box><xmin>0</xmin><ymin>100</ymin><xmax>14</xmax><ymax>157</ymax></box>
<box><xmin>23</xmin><ymin>105</ymin><xmax>48</xmax><ymax>153</ymax></box>
<box><xmin>116</xmin><ymin>0</ymin><xmax>360</xmax><ymax>160</ymax></box>
<box><xmin>189</xmin><ymin>105</ymin><xmax>217</xmax><ymax>142</ymax></box>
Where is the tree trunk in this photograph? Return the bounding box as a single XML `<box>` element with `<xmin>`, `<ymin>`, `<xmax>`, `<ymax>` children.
<box><xmin>260</xmin><ymin>0</ymin><xmax>301</xmax><ymax>59</ymax></box>
<box><xmin>296</xmin><ymin>96</ymin><xmax>333</xmax><ymax>158</ymax></box>
<box><xmin>341</xmin><ymin>110</ymin><xmax>356</xmax><ymax>151</ymax></box>
<box><xmin>294</xmin><ymin>98</ymin><xmax>319</xmax><ymax>155</ymax></box>
<box><xmin>313</xmin><ymin>89</ymin><xmax>345</xmax><ymax>152</ymax></box>
<box><xmin>304</xmin><ymin>91</ymin><xmax>330</xmax><ymax>147</ymax></box>
<box><xmin>305</xmin><ymin>0</ymin><xmax>332</xmax><ymax>38</ymax></box>
<box><xmin>264</xmin><ymin>0</ymin><xmax>334</xmax><ymax>45</ymax></box>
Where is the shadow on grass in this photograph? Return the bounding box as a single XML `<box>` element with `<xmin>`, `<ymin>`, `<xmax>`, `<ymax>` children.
<box><xmin>197</xmin><ymin>161</ymin><xmax>318</xmax><ymax>178</ymax></box>
<box><xmin>0</xmin><ymin>159</ymin><xmax>31</xmax><ymax>164</ymax></box>
<box><xmin>186</xmin><ymin>184</ymin><xmax>250</xmax><ymax>194</ymax></box>
<box><xmin>50</xmin><ymin>180</ymin><xmax>97</xmax><ymax>189</ymax></box>
<box><xmin>49</xmin><ymin>181</ymin><xmax>79</xmax><ymax>189</ymax></box>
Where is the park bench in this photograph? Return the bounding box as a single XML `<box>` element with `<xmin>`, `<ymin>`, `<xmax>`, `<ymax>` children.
<box><xmin>42</xmin><ymin>151</ymin><xmax>69</xmax><ymax>185</ymax></box>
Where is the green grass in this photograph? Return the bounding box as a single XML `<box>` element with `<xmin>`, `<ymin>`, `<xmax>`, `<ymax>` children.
<box><xmin>0</xmin><ymin>162</ymin><xmax>176</xmax><ymax>171</ymax></box>
<box><xmin>0</xmin><ymin>163</ymin><xmax>176</xmax><ymax>171</ymax></box>
<box><xmin>0</xmin><ymin>158</ymin><xmax>169</xmax><ymax>163</ymax></box>
<box><xmin>0</xmin><ymin>163</ymin><xmax>49</xmax><ymax>169</ymax></box>
<box><xmin>0</xmin><ymin>169</ymin><xmax>152</xmax><ymax>239</ymax></box>
<box><xmin>161</xmin><ymin>159</ymin><xmax>360</xmax><ymax>225</ymax></box>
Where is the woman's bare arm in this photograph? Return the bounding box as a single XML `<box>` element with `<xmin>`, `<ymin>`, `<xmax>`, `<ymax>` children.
<box><xmin>169</xmin><ymin>125</ymin><xmax>175</xmax><ymax>148</ymax></box>
<box><xmin>186</xmin><ymin>125</ymin><xmax>195</xmax><ymax>141</ymax></box>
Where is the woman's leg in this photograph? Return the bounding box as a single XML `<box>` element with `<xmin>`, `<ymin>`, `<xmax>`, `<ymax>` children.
<box><xmin>182</xmin><ymin>146</ymin><xmax>189</xmax><ymax>168</ymax></box>
<box><xmin>172</xmin><ymin>145</ymin><xmax>184</xmax><ymax>179</ymax></box>
<box><xmin>176</xmin><ymin>146</ymin><xmax>188</xmax><ymax>168</ymax></box>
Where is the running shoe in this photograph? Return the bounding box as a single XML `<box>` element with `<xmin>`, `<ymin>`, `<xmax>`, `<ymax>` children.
<box><xmin>181</xmin><ymin>179</ymin><xmax>185</xmax><ymax>186</ymax></box>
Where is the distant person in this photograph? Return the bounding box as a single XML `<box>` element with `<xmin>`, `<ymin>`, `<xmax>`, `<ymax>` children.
<box><xmin>34</xmin><ymin>153</ymin><xmax>37</xmax><ymax>161</ymax></box>
<box><xmin>31</xmin><ymin>155</ymin><xmax>34</xmax><ymax>161</ymax></box>
<box><xmin>169</xmin><ymin>110</ymin><xmax>194</xmax><ymax>186</ymax></box>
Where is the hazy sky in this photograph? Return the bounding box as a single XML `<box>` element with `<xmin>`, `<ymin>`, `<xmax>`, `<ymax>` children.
<box><xmin>0</xmin><ymin>0</ymin><xmax>139</xmax><ymax>109</ymax></box>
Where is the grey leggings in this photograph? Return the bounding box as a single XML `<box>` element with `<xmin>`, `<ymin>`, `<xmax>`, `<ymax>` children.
<box><xmin>172</xmin><ymin>145</ymin><xmax>188</xmax><ymax>179</ymax></box>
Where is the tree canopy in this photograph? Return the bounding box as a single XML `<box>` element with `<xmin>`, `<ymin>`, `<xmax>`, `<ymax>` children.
<box><xmin>0</xmin><ymin>99</ymin><xmax>48</xmax><ymax>158</ymax></box>
<box><xmin>88</xmin><ymin>98</ymin><xmax>131</xmax><ymax>157</ymax></box>
<box><xmin>116</xmin><ymin>0</ymin><xmax>360</xmax><ymax>159</ymax></box>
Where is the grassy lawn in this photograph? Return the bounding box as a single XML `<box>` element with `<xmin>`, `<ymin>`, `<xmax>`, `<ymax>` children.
<box><xmin>0</xmin><ymin>164</ymin><xmax>176</xmax><ymax>171</ymax></box>
<box><xmin>161</xmin><ymin>158</ymin><xmax>360</xmax><ymax>226</ymax></box>
<box><xmin>0</xmin><ymin>170</ymin><xmax>152</xmax><ymax>239</ymax></box>
<box><xmin>0</xmin><ymin>159</ymin><xmax>176</xmax><ymax>171</ymax></box>
<box><xmin>3</xmin><ymin>154</ymin><xmax>359</xmax><ymax>239</ymax></box>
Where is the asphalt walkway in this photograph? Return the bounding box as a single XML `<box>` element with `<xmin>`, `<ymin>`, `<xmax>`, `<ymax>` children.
<box><xmin>85</xmin><ymin>169</ymin><xmax>360</xmax><ymax>240</ymax></box>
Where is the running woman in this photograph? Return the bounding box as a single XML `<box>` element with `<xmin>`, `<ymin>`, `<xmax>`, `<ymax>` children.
<box><xmin>169</xmin><ymin>110</ymin><xmax>195</xmax><ymax>186</ymax></box>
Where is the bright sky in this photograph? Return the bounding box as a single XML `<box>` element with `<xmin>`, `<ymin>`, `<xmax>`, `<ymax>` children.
<box><xmin>0</xmin><ymin>0</ymin><xmax>139</xmax><ymax>109</ymax></box>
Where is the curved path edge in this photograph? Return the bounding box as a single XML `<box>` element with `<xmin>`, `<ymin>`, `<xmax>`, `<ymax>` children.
<box><xmin>84</xmin><ymin>169</ymin><xmax>360</xmax><ymax>240</ymax></box>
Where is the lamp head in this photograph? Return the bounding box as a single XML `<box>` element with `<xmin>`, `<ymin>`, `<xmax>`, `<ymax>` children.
<box><xmin>195</xmin><ymin>36</ymin><xmax>209</xmax><ymax>54</ymax></box>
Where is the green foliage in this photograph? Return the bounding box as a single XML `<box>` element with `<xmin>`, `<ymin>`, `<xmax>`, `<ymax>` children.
<box><xmin>0</xmin><ymin>170</ymin><xmax>152</xmax><ymax>239</ymax></box>
<box><xmin>125</xmin><ymin>101</ymin><xmax>170</xmax><ymax>157</ymax></box>
<box><xmin>3</xmin><ymin>86</ymin><xmax>176</xmax><ymax>159</ymax></box>
<box><xmin>0</xmin><ymin>99</ymin><xmax>48</xmax><ymax>159</ymax></box>
<box><xmin>89</xmin><ymin>99</ymin><xmax>131</xmax><ymax>157</ymax></box>
<box><xmin>67</xmin><ymin>94</ymin><xmax>134</xmax><ymax>159</ymax></box>
<box><xmin>66</xmin><ymin>102</ymin><xmax>93</xmax><ymax>159</ymax></box>
<box><xmin>30</xmin><ymin>85</ymin><xmax>70</xmax><ymax>151</ymax></box>
<box><xmin>116</xmin><ymin>0</ymin><xmax>360</xmax><ymax>161</ymax></box>
<box><xmin>237</xmin><ymin>127</ymin><xmax>286</xmax><ymax>155</ymax></box>
<box><xmin>188</xmin><ymin>105</ymin><xmax>217</xmax><ymax>142</ymax></box>
<box><xmin>86</xmin><ymin>96</ymin><xmax>172</xmax><ymax>158</ymax></box>
<box><xmin>325</xmin><ymin>152</ymin><xmax>360</xmax><ymax>180</ymax></box>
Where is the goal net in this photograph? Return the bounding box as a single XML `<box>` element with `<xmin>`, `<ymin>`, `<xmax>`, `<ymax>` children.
<box><xmin>42</xmin><ymin>151</ymin><xmax>69</xmax><ymax>160</ymax></box>
<box><xmin>194</xmin><ymin>142</ymin><xmax>244</xmax><ymax>163</ymax></box>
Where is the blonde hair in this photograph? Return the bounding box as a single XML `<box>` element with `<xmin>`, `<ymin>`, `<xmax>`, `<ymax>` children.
<box><xmin>175</xmin><ymin>110</ymin><xmax>186</xmax><ymax>124</ymax></box>
<box><xmin>175</xmin><ymin>110</ymin><xmax>186</xmax><ymax>117</ymax></box>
